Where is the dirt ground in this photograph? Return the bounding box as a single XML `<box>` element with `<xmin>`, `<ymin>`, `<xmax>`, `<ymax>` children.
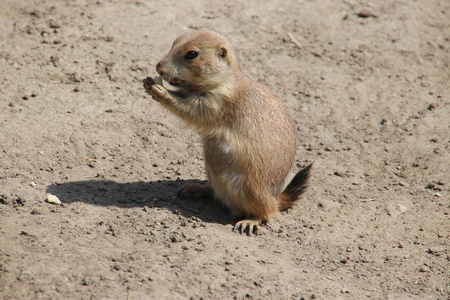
<box><xmin>0</xmin><ymin>0</ymin><xmax>449</xmax><ymax>299</ymax></box>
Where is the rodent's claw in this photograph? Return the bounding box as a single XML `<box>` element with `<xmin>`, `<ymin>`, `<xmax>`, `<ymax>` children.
<box><xmin>234</xmin><ymin>219</ymin><xmax>261</xmax><ymax>236</ymax></box>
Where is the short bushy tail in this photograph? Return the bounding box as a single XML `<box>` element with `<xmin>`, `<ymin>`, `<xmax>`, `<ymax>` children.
<box><xmin>278</xmin><ymin>163</ymin><xmax>313</xmax><ymax>211</ymax></box>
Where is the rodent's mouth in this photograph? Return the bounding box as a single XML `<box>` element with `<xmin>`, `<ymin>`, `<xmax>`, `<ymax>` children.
<box><xmin>169</xmin><ymin>77</ymin><xmax>186</xmax><ymax>87</ymax></box>
<box><xmin>168</xmin><ymin>80</ymin><xmax>181</xmax><ymax>86</ymax></box>
<box><xmin>162</xmin><ymin>74</ymin><xmax>184</xmax><ymax>87</ymax></box>
<box><xmin>162</xmin><ymin>78</ymin><xmax>182</xmax><ymax>91</ymax></box>
<box><xmin>159</xmin><ymin>74</ymin><xmax>185</xmax><ymax>89</ymax></box>
<box><xmin>161</xmin><ymin>77</ymin><xmax>187</xmax><ymax>98</ymax></box>
<box><xmin>159</xmin><ymin>75</ymin><xmax>191</xmax><ymax>98</ymax></box>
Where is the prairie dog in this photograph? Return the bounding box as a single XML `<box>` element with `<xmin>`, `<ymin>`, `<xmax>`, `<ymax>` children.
<box><xmin>143</xmin><ymin>31</ymin><xmax>311</xmax><ymax>235</ymax></box>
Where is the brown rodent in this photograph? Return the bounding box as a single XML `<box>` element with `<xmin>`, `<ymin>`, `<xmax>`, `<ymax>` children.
<box><xmin>143</xmin><ymin>31</ymin><xmax>312</xmax><ymax>235</ymax></box>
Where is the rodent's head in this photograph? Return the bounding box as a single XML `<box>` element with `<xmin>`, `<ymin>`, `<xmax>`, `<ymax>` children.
<box><xmin>156</xmin><ymin>31</ymin><xmax>240</xmax><ymax>94</ymax></box>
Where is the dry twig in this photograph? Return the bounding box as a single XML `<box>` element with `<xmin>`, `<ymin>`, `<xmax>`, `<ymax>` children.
<box><xmin>359</xmin><ymin>198</ymin><xmax>375</xmax><ymax>202</ymax></box>
<box><xmin>287</xmin><ymin>32</ymin><xmax>302</xmax><ymax>49</ymax></box>
<box><xmin>96</xmin><ymin>59</ymin><xmax>114</xmax><ymax>74</ymax></box>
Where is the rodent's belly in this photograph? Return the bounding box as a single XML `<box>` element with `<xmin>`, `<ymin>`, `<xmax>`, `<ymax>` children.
<box><xmin>201</xmin><ymin>123</ymin><xmax>294</xmax><ymax>210</ymax></box>
<box><xmin>209</xmin><ymin>169</ymin><xmax>241</xmax><ymax>205</ymax></box>
<box><xmin>202</xmin><ymin>134</ymin><xmax>243</xmax><ymax>206</ymax></box>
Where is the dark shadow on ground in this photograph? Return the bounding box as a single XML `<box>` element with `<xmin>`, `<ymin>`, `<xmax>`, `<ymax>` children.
<box><xmin>46</xmin><ymin>179</ymin><xmax>232</xmax><ymax>225</ymax></box>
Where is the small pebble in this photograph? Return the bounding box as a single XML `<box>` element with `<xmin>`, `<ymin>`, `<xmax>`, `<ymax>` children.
<box><xmin>46</xmin><ymin>193</ymin><xmax>61</xmax><ymax>205</ymax></box>
<box><xmin>334</xmin><ymin>171</ymin><xmax>344</xmax><ymax>177</ymax></box>
<box><xmin>49</xmin><ymin>20</ymin><xmax>61</xmax><ymax>29</ymax></box>
<box><xmin>427</xmin><ymin>247</ymin><xmax>445</xmax><ymax>256</ymax></box>
<box><xmin>356</xmin><ymin>10</ymin><xmax>379</xmax><ymax>18</ymax></box>
<box><xmin>418</xmin><ymin>265</ymin><xmax>430</xmax><ymax>273</ymax></box>
<box><xmin>104</xmin><ymin>35</ymin><xmax>114</xmax><ymax>42</ymax></box>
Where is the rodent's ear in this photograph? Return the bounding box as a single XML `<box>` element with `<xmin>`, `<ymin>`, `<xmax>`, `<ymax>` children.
<box><xmin>218</xmin><ymin>47</ymin><xmax>227</xmax><ymax>58</ymax></box>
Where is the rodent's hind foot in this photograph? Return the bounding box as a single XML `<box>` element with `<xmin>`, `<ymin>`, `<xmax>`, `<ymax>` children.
<box><xmin>234</xmin><ymin>219</ymin><xmax>262</xmax><ymax>236</ymax></box>
<box><xmin>177</xmin><ymin>183</ymin><xmax>214</xmax><ymax>200</ymax></box>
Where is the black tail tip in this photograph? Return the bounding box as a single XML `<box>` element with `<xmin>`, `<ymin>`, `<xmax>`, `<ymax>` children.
<box><xmin>278</xmin><ymin>162</ymin><xmax>313</xmax><ymax>211</ymax></box>
<box><xmin>293</xmin><ymin>162</ymin><xmax>313</xmax><ymax>184</ymax></box>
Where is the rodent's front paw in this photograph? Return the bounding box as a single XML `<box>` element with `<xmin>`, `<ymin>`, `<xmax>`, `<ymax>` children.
<box><xmin>150</xmin><ymin>84</ymin><xmax>168</xmax><ymax>102</ymax></box>
<box><xmin>143</xmin><ymin>76</ymin><xmax>156</xmax><ymax>86</ymax></box>
<box><xmin>143</xmin><ymin>76</ymin><xmax>164</xmax><ymax>99</ymax></box>
<box><xmin>143</xmin><ymin>77</ymin><xmax>156</xmax><ymax>95</ymax></box>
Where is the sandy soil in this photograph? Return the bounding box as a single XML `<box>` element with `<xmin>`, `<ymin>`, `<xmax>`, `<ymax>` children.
<box><xmin>0</xmin><ymin>0</ymin><xmax>449</xmax><ymax>299</ymax></box>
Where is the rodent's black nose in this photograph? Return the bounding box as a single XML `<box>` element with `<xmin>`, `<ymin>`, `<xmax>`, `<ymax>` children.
<box><xmin>155</xmin><ymin>62</ymin><xmax>163</xmax><ymax>75</ymax></box>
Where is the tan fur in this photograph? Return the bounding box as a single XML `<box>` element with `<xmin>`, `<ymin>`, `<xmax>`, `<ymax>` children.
<box><xmin>143</xmin><ymin>31</ymin><xmax>311</xmax><ymax>235</ymax></box>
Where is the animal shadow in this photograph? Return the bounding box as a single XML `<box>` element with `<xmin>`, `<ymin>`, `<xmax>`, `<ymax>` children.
<box><xmin>46</xmin><ymin>179</ymin><xmax>231</xmax><ymax>225</ymax></box>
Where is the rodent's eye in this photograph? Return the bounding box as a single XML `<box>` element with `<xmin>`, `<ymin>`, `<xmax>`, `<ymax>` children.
<box><xmin>185</xmin><ymin>51</ymin><xmax>198</xmax><ymax>60</ymax></box>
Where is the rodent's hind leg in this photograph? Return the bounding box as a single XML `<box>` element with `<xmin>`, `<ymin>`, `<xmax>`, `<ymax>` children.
<box><xmin>178</xmin><ymin>183</ymin><xmax>214</xmax><ymax>200</ymax></box>
<box><xmin>234</xmin><ymin>218</ymin><xmax>263</xmax><ymax>236</ymax></box>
